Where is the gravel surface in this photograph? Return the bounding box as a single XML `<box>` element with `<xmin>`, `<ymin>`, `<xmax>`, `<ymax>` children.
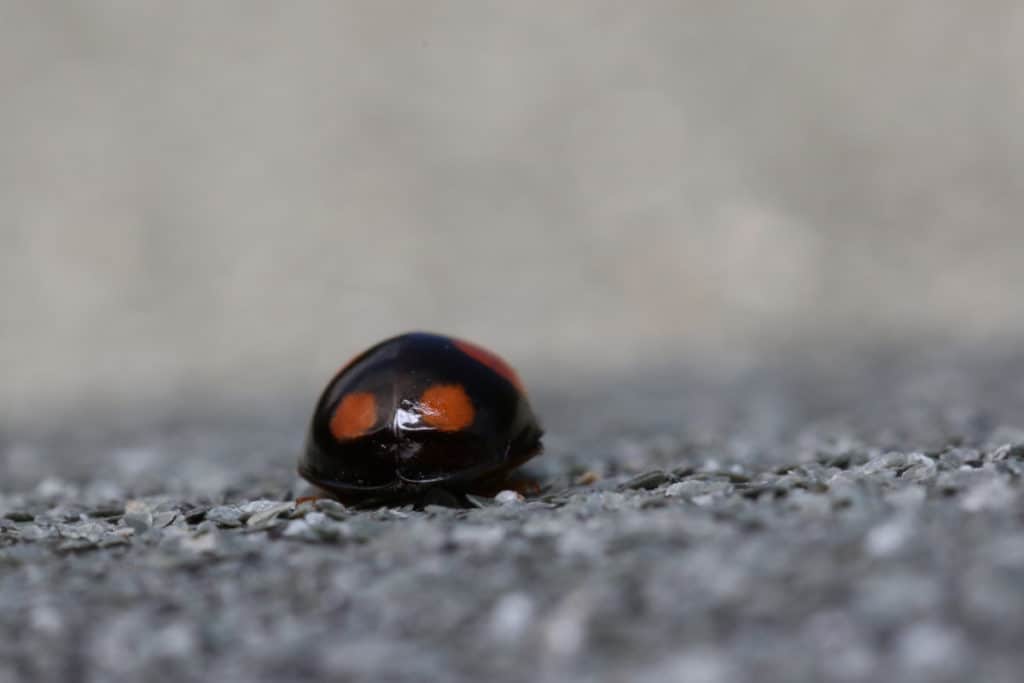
<box><xmin>4</xmin><ymin>349</ymin><xmax>1024</xmax><ymax>682</ymax></box>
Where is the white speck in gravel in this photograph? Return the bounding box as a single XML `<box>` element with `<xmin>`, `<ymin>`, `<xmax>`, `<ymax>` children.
<box><xmin>865</xmin><ymin>515</ymin><xmax>914</xmax><ymax>557</ymax></box>
<box><xmin>495</xmin><ymin>490</ymin><xmax>524</xmax><ymax>504</ymax></box>
<box><xmin>488</xmin><ymin>592</ymin><xmax>535</xmax><ymax>642</ymax></box>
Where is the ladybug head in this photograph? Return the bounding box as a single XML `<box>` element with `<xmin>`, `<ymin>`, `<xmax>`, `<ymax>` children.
<box><xmin>300</xmin><ymin>428</ymin><xmax>502</xmax><ymax>494</ymax></box>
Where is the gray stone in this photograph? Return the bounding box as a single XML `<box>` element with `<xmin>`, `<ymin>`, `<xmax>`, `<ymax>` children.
<box><xmin>494</xmin><ymin>490</ymin><xmax>525</xmax><ymax>504</ymax></box>
<box><xmin>245</xmin><ymin>501</ymin><xmax>294</xmax><ymax>528</ymax></box>
<box><xmin>620</xmin><ymin>470</ymin><xmax>669</xmax><ymax>491</ymax></box>
<box><xmin>123</xmin><ymin>500</ymin><xmax>154</xmax><ymax>533</ymax></box>
<box><xmin>204</xmin><ymin>506</ymin><xmax>243</xmax><ymax>528</ymax></box>
<box><xmin>4</xmin><ymin>511</ymin><xmax>34</xmax><ymax>522</ymax></box>
<box><xmin>313</xmin><ymin>498</ymin><xmax>348</xmax><ymax>519</ymax></box>
<box><xmin>6</xmin><ymin>349</ymin><xmax>1024</xmax><ymax>681</ymax></box>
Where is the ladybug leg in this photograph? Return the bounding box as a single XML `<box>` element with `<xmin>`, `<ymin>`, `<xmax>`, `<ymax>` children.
<box><xmin>295</xmin><ymin>484</ymin><xmax>335</xmax><ymax>505</ymax></box>
<box><xmin>503</xmin><ymin>475</ymin><xmax>543</xmax><ymax>497</ymax></box>
<box><xmin>295</xmin><ymin>486</ymin><xmax>354</xmax><ymax>505</ymax></box>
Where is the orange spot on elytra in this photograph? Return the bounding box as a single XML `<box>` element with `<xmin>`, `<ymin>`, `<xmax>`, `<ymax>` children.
<box><xmin>330</xmin><ymin>392</ymin><xmax>377</xmax><ymax>440</ymax></box>
<box><xmin>453</xmin><ymin>339</ymin><xmax>525</xmax><ymax>392</ymax></box>
<box><xmin>419</xmin><ymin>384</ymin><xmax>475</xmax><ymax>431</ymax></box>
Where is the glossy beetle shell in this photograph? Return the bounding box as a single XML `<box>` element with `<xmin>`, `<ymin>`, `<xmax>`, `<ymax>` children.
<box><xmin>299</xmin><ymin>332</ymin><xmax>543</xmax><ymax>499</ymax></box>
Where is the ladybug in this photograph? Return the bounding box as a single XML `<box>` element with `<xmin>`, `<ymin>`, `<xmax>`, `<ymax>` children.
<box><xmin>298</xmin><ymin>332</ymin><xmax>543</xmax><ymax>501</ymax></box>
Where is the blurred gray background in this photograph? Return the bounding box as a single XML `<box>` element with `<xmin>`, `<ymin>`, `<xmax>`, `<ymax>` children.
<box><xmin>2</xmin><ymin>2</ymin><xmax>1022</xmax><ymax>430</ymax></box>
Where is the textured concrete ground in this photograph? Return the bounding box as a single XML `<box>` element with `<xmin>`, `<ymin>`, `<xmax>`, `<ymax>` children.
<box><xmin>3</xmin><ymin>6</ymin><xmax>1021</xmax><ymax>682</ymax></box>
<box><xmin>4</xmin><ymin>347</ymin><xmax>1024</xmax><ymax>683</ymax></box>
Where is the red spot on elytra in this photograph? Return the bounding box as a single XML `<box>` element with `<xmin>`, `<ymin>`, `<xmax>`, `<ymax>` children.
<box><xmin>453</xmin><ymin>339</ymin><xmax>525</xmax><ymax>392</ymax></box>
<box><xmin>330</xmin><ymin>392</ymin><xmax>378</xmax><ymax>440</ymax></box>
<box><xmin>419</xmin><ymin>384</ymin><xmax>475</xmax><ymax>432</ymax></box>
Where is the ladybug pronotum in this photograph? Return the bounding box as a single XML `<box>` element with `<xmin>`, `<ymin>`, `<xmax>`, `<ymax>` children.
<box><xmin>298</xmin><ymin>332</ymin><xmax>543</xmax><ymax>500</ymax></box>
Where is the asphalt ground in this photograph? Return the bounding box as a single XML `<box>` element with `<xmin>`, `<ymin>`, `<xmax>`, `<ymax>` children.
<box><xmin>3</xmin><ymin>346</ymin><xmax>1024</xmax><ymax>683</ymax></box>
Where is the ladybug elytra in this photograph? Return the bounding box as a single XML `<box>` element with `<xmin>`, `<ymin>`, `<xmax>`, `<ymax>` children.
<box><xmin>299</xmin><ymin>332</ymin><xmax>543</xmax><ymax>500</ymax></box>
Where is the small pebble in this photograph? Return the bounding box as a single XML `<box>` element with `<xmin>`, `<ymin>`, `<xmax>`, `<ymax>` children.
<box><xmin>4</xmin><ymin>511</ymin><xmax>34</xmax><ymax>522</ymax></box>
<box><xmin>205</xmin><ymin>506</ymin><xmax>243</xmax><ymax>528</ymax></box>
<box><xmin>620</xmin><ymin>470</ymin><xmax>668</xmax><ymax>491</ymax></box>
<box><xmin>246</xmin><ymin>502</ymin><xmax>295</xmax><ymax>528</ymax></box>
<box><xmin>152</xmin><ymin>511</ymin><xmax>178</xmax><ymax>529</ymax></box>
<box><xmin>88</xmin><ymin>503</ymin><xmax>125</xmax><ymax>519</ymax></box>
<box><xmin>495</xmin><ymin>490</ymin><xmax>524</xmax><ymax>504</ymax></box>
<box><xmin>282</xmin><ymin>519</ymin><xmax>313</xmax><ymax>540</ymax></box>
<box><xmin>184</xmin><ymin>507</ymin><xmax>209</xmax><ymax>524</ymax></box>
<box><xmin>313</xmin><ymin>498</ymin><xmax>348</xmax><ymax>520</ymax></box>
<box><xmin>665</xmin><ymin>481</ymin><xmax>711</xmax><ymax>498</ymax></box>
<box><xmin>123</xmin><ymin>500</ymin><xmax>154</xmax><ymax>533</ymax></box>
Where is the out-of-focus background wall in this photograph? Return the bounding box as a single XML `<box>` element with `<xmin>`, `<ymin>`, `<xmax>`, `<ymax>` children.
<box><xmin>2</xmin><ymin>3</ymin><xmax>1022</xmax><ymax>429</ymax></box>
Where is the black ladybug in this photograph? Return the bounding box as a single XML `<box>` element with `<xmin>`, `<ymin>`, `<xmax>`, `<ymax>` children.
<box><xmin>299</xmin><ymin>332</ymin><xmax>543</xmax><ymax>500</ymax></box>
